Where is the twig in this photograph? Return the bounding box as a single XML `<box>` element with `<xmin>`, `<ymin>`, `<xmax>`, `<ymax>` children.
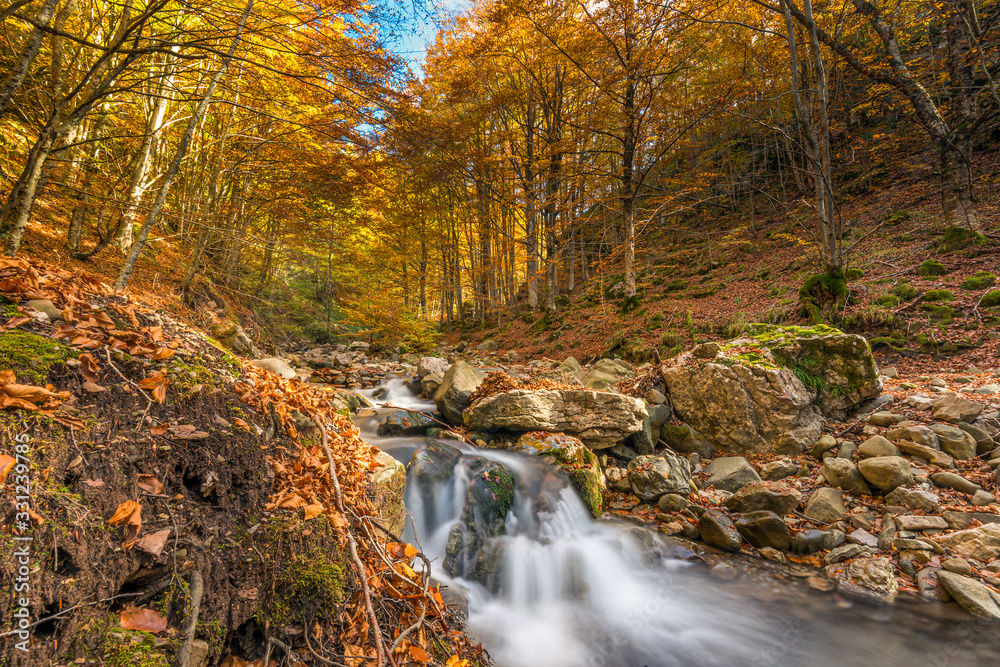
<box><xmin>892</xmin><ymin>293</ymin><xmax>925</xmax><ymax>314</ymax></box>
<box><xmin>0</xmin><ymin>592</ymin><xmax>142</xmax><ymax>637</ymax></box>
<box><xmin>265</xmin><ymin>636</ymin><xmax>307</xmax><ymax>666</ymax></box>
<box><xmin>311</xmin><ymin>413</ymin><xmax>393</xmax><ymax>667</ymax></box>
<box><xmin>375</xmin><ymin>403</ymin><xmax>478</xmax><ymax>447</ymax></box>
<box><xmin>104</xmin><ymin>348</ymin><xmax>154</xmax><ymax>430</ymax></box>
<box><xmin>177</xmin><ymin>571</ymin><xmax>204</xmax><ymax>667</ymax></box>
<box><xmin>304</xmin><ymin>626</ymin><xmax>350</xmax><ymax>666</ymax></box>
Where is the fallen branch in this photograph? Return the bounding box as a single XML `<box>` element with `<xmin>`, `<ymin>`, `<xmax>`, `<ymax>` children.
<box><xmin>311</xmin><ymin>413</ymin><xmax>393</xmax><ymax>667</ymax></box>
<box><xmin>375</xmin><ymin>403</ymin><xmax>478</xmax><ymax>447</ymax></box>
<box><xmin>177</xmin><ymin>571</ymin><xmax>204</xmax><ymax>667</ymax></box>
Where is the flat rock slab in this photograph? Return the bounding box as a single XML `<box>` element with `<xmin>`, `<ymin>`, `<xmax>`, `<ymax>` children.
<box><xmin>896</xmin><ymin>515</ymin><xmax>949</xmax><ymax>531</ymax></box>
<box><xmin>936</xmin><ymin>571</ymin><xmax>1000</xmax><ymax>620</ymax></box>
<box><xmin>935</xmin><ymin>523</ymin><xmax>1000</xmax><ymax>560</ymax></box>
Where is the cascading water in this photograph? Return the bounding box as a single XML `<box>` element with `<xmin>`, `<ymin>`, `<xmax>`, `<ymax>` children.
<box><xmin>357</xmin><ymin>379</ymin><xmax>1000</xmax><ymax>667</ymax></box>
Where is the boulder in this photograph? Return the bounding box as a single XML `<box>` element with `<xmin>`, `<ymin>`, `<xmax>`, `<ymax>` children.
<box><xmin>250</xmin><ymin>357</ymin><xmax>295</xmax><ymax>379</ymax></box>
<box><xmin>420</xmin><ymin>372</ymin><xmax>444</xmax><ymax>399</ymax></box>
<box><xmin>804</xmin><ymin>487</ymin><xmax>847</xmax><ymax>524</ymax></box>
<box><xmin>213</xmin><ymin>322</ymin><xmax>261</xmax><ymax>358</ymax></box>
<box><xmin>723</xmin><ymin>480</ymin><xmax>802</xmax><ymax>515</ymax></box>
<box><xmin>936</xmin><ymin>571</ymin><xmax>1000</xmax><ymax>620</ymax></box>
<box><xmin>820</xmin><ymin>458</ymin><xmax>872</xmax><ymax>496</ymax></box>
<box><xmin>759</xmin><ymin>458</ymin><xmax>801</xmax><ymax>480</ymax></box>
<box><xmin>626</xmin><ymin>417</ymin><xmax>656</xmax><ymax>455</ymax></box>
<box><xmin>957</xmin><ymin>421</ymin><xmax>996</xmax><ymax>455</ymax></box>
<box><xmin>886</xmin><ymin>425</ymin><xmax>938</xmax><ymax>448</ymax></box>
<box><xmin>443</xmin><ymin>457</ymin><xmax>515</xmax><ymax>578</ymax></box>
<box><xmin>558</xmin><ymin>357</ymin><xmax>583</xmax><ymax>375</ymax></box>
<box><xmin>932</xmin><ymin>395</ymin><xmax>984</xmax><ymax>424</ymax></box>
<box><xmin>734</xmin><ymin>511</ymin><xmax>791</xmax><ymax>550</ymax></box>
<box><xmin>463</xmin><ymin>389</ymin><xmax>647</xmax><ymax>449</ymax></box>
<box><xmin>416</xmin><ymin>357</ymin><xmax>450</xmax><ymax>379</ymax></box>
<box><xmin>832</xmin><ymin>557</ymin><xmax>898</xmax><ymax>602</ymax></box>
<box><xmin>581</xmin><ymin>358</ymin><xmax>630</xmax><ymax>391</ymax></box>
<box><xmin>791</xmin><ymin>529</ymin><xmax>845</xmax><ymax>554</ymax></box>
<box><xmin>626</xmin><ymin>452</ymin><xmax>691</xmax><ymax>502</ymax></box>
<box><xmin>377</xmin><ymin>410</ymin><xmax>436</xmax><ymax>437</ymax></box>
<box><xmin>370</xmin><ymin>450</ymin><xmax>407</xmax><ymax>536</ymax></box>
<box><xmin>884</xmin><ymin>487</ymin><xmax>939</xmax><ymax>512</ymax></box>
<box><xmin>857</xmin><ymin>456</ymin><xmax>913</xmax><ymax>492</ymax></box>
<box><xmin>930</xmin><ymin>471</ymin><xmax>981</xmax><ymax>495</ymax></box>
<box><xmin>895</xmin><ymin>440</ymin><xmax>954</xmax><ymax>468</ymax></box>
<box><xmin>935</xmin><ymin>523</ymin><xmax>1000</xmax><ymax>560</ymax></box>
<box><xmin>857</xmin><ymin>435</ymin><xmax>899</xmax><ymax>459</ymax></box>
<box><xmin>698</xmin><ymin>509</ymin><xmax>742</xmax><ymax>552</ymax></box>
<box><xmin>434</xmin><ymin>361</ymin><xmax>487</xmax><ymax>425</ymax></box>
<box><xmin>703</xmin><ymin>457</ymin><xmax>761</xmax><ymax>492</ymax></box>
<box><xmin>476</xmin><ymin>339</ymin><xmax>499</xmax><ymax>352</ymax></box>
<box><xmin>658</xmin><ymin>423</ymin><xmax>716</xmax><ymax>459</ymax></box>
<box><xmin>929</xmin><ymin>423</ymin><xmax>978</xmax><ymax>460</ymax></box>
<box><xmin>24</xmin><ymin>299</ymin><xmax>62</xmax><ymax>322</ymax></box>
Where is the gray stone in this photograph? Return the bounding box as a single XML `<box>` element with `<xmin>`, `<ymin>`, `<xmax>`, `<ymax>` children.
<box><xmin>24</xmin><ymin>299</ymin><xmax>61</xmax><ymax>322</ymax></box>
<box><xmin>835</xmin><ymin>557</ymin><xmax>898</xmax><ymax>602</ymax></box>
<box><xmin>936</xmin><ymin>523</ymin><xmax>1000</xmax><ymax>560</ymax></box>
<box><xmin>885</xmin><ymin>487</ymin><xmax>939</xmax><ymax>512</ymax></box>
<box><xmin>657</xmin><ymin>493</ymin><xmax>690</xmax><ymax>512</ymax></box>
<box><xmin>847</xmin><ymin>528</ymin><xmax>879</xmax><ymax>549</ymax></box>
<box><xmin>703</xmin><ymin>456</ymin><xmax>761</xmax><ymax>492</ymax></box>
<box><xmin>581</xmin><ymin>358</ymin><xmax>630</xmax><ymax>391</ymax></box>
<box><xmin>857</xmin><ymin>456</ymin><xmax>913</xmax><ymax>492</ymax></box>
<box><xmin>804</xmin><ymin>487</ymin><xmax>847</xmax><ymax>524</ymax></box>
<box><xmin>930</xmin><ymin>471</ymin><xmax>981</xmax><ymax>495</ymax></box>
<box><xmin>434</xmin><ymin>361</ymin><xmax>488</xmax><ymax>425</ymax></box>
<box><xmin>646</xmin><ymin>404</ymin><xmax>673</xmax><ymax>429</ymax></box>
<box><xmin>189</xmin><ymin>639</ymin><xmax>210</xmax><ymax>667</ymax></box>
<box><xmin>820</xmin><ymin>458</ymin><xmax>872</xmax><ymax>496</ymax></box>
<box><xmin>558</xmin><ymin>357</ymin><xmax>583</xmax><ymax>374</ymax></box>
<box><xmin>442</xmin><ymin>457</ymin><xmax>514</xmax><ymax>578</ymax></box>
<box><xmin>869</xmin><ymin>411</ymin><xmax>903</xmax><ymax>426</ymax></box>
<box><xmin>957</xmin><ymin>421</ymin><xmax>996</xmax><ymax>455</ymax></box>
<box><xmin>896</xmin><ymin>515</ymin><xmax>949</xmax><ymax>531</ymax></box>
<box><xmin>464</xmin><ymin>389</ymin><xmax>647</xmax><ymax>448</ymax></box>
<box><xmin>251</xmin><ymin>357</ymin><xmax>295</xmax><ymax>379</ymax></box>
<box><xmin>698</xmin><ymin>509</ymin><xmax>742</xmax><ymax>552</ymax></box>
<box><xmin>377</xmin><ymin>410</ymin><xmax>436</xmax><ymax>437</ymax></box>
<box><xmin>886</xmin><ymin>425</ymin><xmax>939</xmax><ymax>448</ymax></box>
<box><xmin>932</xmin><ymin>395</ymin><xmax>984</xmax><ymax>423</ymax></box>
<box><xmin>791</xmin><ymin>529</ymin><xmax>845</xmax><ymax>554</ymax></box>
<box><xmin>609</xmin><ymin>443</ymin><xmax>638</xmax><ymax>462</ymax></box>
<box><xmin>906</xmin><ymin>394</ymin><xmax>936</xmax><ymax>411</ymax></box>
<box><xmin>476</xmin><ymin>339</ymin><xmax>499</xmax><ymax>352</ymax></box>
<box><xmin>838</xmin><ymin>442</ymin><xmax>857</xmax><ymax>459</ymax></box>
<box><xmin>882</xmin><ymin>367</ymin><xmax>898</xmax><ymax>379</ymax></box>
<box><xmin>734</xmin><ymin>511</ymin><xmax>791</xmax><ymax>550</ymax></box>
<box><xmin>857</xmin><ymin>435</ymin><xmax>899</xmax><ymax>458</ymax></box>
<box><xmin>723</xmin><ymin>480</ymin><xmax>802</xmax><ymax>515</ymax></box>
<box><xmin>626</xmin><ymin>417</ymin><xmax>656</xmax><ymax>455</ymax></box>
<box><xmin>936</xmin><ymin>571</ymin><xmax>1000</xmax><ymax>619</ymax></box>
<box><xmin>825</xmin><ymin>543</ymin><xmax>868</xmax><ymax>564</ymax></box>
<box><xmin>972</xmin><ymin>490</ymin><xmax>997</xmax><ymax>507</ymax></box>
<box><xmin>929</xmin><ymin>423</ymin><xmax>978</xmax><ymax>460</ymax></box>
<box><xmin>759</xmin><ymin>458</ymin><xmax>801</xmax><ymax>480</ymax></box>
<box><xmin>895</xmin><ymin>440</ymin><xmax>954</xmax><ymax>468</ymax></box>
<box><xmin>930</xmin><ymin>378</ymin><xmax>948</xmax><ymax>388</ymax></box>
<box><xmin>626</xmin><ymin>452</ymin><xmax>691</xmax><ymax>502</ymax></box>
<box><xmin>645</xmin><ymin>389</ymin><xmax>666</xmax><ymax>405</ymax></box>
<box><xmin>943</xmin><ymin>558</ymin><xmax>975</xmax><ymax>576</ymax></box>
<box><xmin>975</xmin><ymin>384</ymin><xmax>1000</xmax><ymax>395</ymax></box>
<box><xmin>416</xmin><ymin>356</ymin><xmax>450</xmax><ymax>378</ymax></box>
<box><xmin>942</xmin><ymin>511</ymin><xmax>1000</xmax><ymax>530</ymax></box>
<box><xmin>421</xmin><ymin>372</ymin><xmax>444</xmax><ymax>399</ymax></box>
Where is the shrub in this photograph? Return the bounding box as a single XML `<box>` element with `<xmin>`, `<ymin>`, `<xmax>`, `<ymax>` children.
<box><xmin>960</xmin><ymin>271</ymin><xmax>997</xmax><ymax>290</ymax></box>
<box><xmin>917</xmin><ymin>259</ymin><xmax>947</xmax><ymax>276</ymax></box>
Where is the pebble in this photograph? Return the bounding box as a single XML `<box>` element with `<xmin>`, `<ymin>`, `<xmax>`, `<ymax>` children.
<box><xmin>930</xmin><ymin>378</ymin><xmax>948</xmax><ymax>387</ymax></box>
<box><xmin>847</xmin><ymin>528</ymin><xmax>879</xmax><ymax>549</ymax></box>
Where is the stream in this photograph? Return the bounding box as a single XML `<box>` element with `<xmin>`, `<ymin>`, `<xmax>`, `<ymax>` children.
<box><xmin>357</xmin><ymin>379</ymin><xmax>1000</xmax><ymax>667</ymax></box>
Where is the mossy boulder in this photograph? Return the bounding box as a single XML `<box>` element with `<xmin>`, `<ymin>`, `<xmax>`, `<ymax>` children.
<box><xmin>891</xmin><ymin>282</ymin><xmax>919</xmax><ymax>300</ymax></box>
<box><xmin>924</xmin><ymin>289</ymin><xmax>954</xmax><ymax>302</ymax></box>
<box><xmin>940</xmin><ymin>226</ymin><xmax>986</xmax><ymax>252</ymax></box>
<box><xmin>918</xmin><ymin>259</ymin><xmax>947</xmax><ymax>277</ymax></box>
<box><xmin>982</xmin><ymin>290</ymin><xmax>1000</xmax><ymax>308</ymax></box>
<box><xmin>443</xmin><ymin>457</ymin><xmax>515</xmax><ymax>579</ymax></box>
<box><xmin>961</xmin><ymin>271</ymin><xmax>997</xmax><ymax>290</ymax></box>
<box><xmin>509</xmin><ymin>432</ymin><xmax>606</xmax><ymax>516</ymax></box>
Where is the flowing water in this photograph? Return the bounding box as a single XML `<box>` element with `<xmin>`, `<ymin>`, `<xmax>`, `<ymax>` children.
<box><xmin>357</xmin><ymin>380</ymin><xmax>1000</xmax><ymax>667</ymax></box>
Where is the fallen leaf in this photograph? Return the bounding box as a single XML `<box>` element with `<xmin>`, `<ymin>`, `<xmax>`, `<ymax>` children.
<box><xmin>82</xmin><ymin>381</ymin><xmax>106</xmax><ymax>393</ymax></box>
<box><xmin>408</xmin><ymin>645</ymin><xmax>432</xmax><ymax>663</ymax></box>
<box><xmin>150</xmin><ymin>423</ymin><xmax>169</xmax><ymax>435</ymax></box>
<box><xmin>138</xmin><ymin>373</ymin><xmax>168</xmax><ymax>404</ymax></box>
<box><xmin>108</xmin><ymin>500</ymin><xmax>142</xmax><ymax>543</ymax></box>
<box><xmin>303</xmin><ymin>503</ymin><xmax>324</xmax><ymax>521</ymax></box>
<box><xmin>445</xmin><ymin>657</ymin><xmax>470</xmax><ymax>667</ymax></box>
<box><xmin>137</xmin><ymin>474</ymin><xmax>164</xmax><ymax>495</ymax></box>
<box><xmin>119</xmin><ymin>608</ymin><xmax>167</xmax><ymax>634</ymax></box>
<box><xmin>152</xmin><ymin>347</ymin><xmax>174</xmax><ymax>360</ymax></box>
<box><xmin>233</xmin><ymin>417</ymin><xmax>250</xmax><ymax>430</ymax></box>
<box><xmin>83</xmin><ymin>479</ymin><xmax>105</xmax><ymax>487</ymax></box>
<box><xmin>220</xmin><ymin>657</ymin><xmax>249</xmax><ymax>667</ymax></box>
<box><xmin>77</xmin><ymin>353</ymin><xmax>100</xmax><ymax>382</ymax></box>
<box><xmin>0</xmin><ymin>454</ymin><xmax>14</xmax><ymax>484</ymax></box>
<box><xmin>135</xmin><ymin>529</ymin><xmax>171</xmax><ymax>557</ymax></box>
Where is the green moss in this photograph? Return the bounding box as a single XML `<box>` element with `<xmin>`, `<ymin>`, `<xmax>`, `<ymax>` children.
<box><xmin>869</xmin><ymin>332</ymin><xmax>909</xmax><ymax>352</ymax></box>
<box><xmin>798</xmin><ymin>270</ymin><xmax>848</xmax><ymax>324</ymax></box>
<box><xmin>924</xmin><ymin>289</ymin><xmax>954</xmax><ymax>302</ymax></box>
<box><xmin>982</xmin><ymin>290</ymin><xmax>1000</xmax><ymax>308</ymax></box>
<box><xmin>891</xmin><ymin>281</ymin><xmax>919</xmax><ymax>300</ymax></box>
<box><xmin>940</xmin><ymin>225</ymin><xmax>985</xmax><ymax>252</ymax></box>
<box><xmin>0</xmin><ymin>330</ymin><xmax>79</xmax><ymax>384</ymax></box>
<box><xmin>665</xmin><ymin>279</ymin><xmax>689</xmax><ymax>293</ymax></box>
<box><xmin>86</xmin><ymin>615</ymin><xmax>169</xmax><ymax>667</ymax></box>
<box><xmin>918</xmin><ymin>259</ymin><xmax>947</xmax><ymax>277</ymax></box>
<box><xmin>846</xmin><ymin>268</ymin><xmax>865</xmax><ymax>281</ymax></box>
<box><xmin>960</xmin><ymin>271</ymin><xmax>997</xmax><ymax>290</ymax></box>
<box><xmin>877</xmin><ymin>295</ymin><xmax>901</xmax><ymax>307</ymax></box>
<box><xmin>266</xmin><ymin>545</ymin><xmax>346</xmax><ymax>629</ymax></box>
<box><xmin>567</xmin><ymin>468</ymin><xmax>603</xmax><ymax>517</ymax></box>
<box><xmin>922</xmin><ymin>304</ymin><xmax>956</xmax><ymax>324</ymax></box>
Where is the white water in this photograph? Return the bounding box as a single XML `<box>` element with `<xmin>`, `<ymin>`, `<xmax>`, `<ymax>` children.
<box><xmin>356</xmin><ymin>378</ymin><xmax>1000</xmax><ymax>667</ymax></box>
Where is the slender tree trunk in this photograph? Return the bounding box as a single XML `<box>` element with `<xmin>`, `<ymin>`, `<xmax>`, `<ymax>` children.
<box><xmin>0</xmin><ymin>0</ymin><xmax>60</xmax><ymax>119</ymax></box>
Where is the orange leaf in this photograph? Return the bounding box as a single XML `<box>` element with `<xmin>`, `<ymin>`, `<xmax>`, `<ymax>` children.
<box><xmin>152</xmin><ymin>347</ymin><xmax>175</xmax><ymax>360</ymax></box>
<box><xmin>78</xmin><ymin>353</ymin><xmax>100</xmax><ymax>382</ymax></box>
<box><xmin>135</xmin><ymin>529</ymin><xmax>171</xmax><ymax>557</ymax></box>
<box><xmin>407</xmin><ymin>645</ymin><xmax>432</xmax><ymax>663</ymax></box>
<box><xmin>150</xmin><ymin>423</ymin><xmax>169</xmax><ymax>435</ymax></box>
<box><xmin>137</xmin><ymin>474</ymin><xmax>164</xmax><ymax>495</ymax></box>
<box><xmin>138</xmin><ymin>374</ymin><xmax>168</xmax><ymax>404</ymax></box>
<box><xmin>119</xmin><ymin>608</ymin><xmax>167</xmax><ymax>634</ymax></box>
<box><xmin>303</xmin><ymin>503</ymin><xmax>324</xmax><ymax>521</ymax></box>
<box><xmin>0</xmin><ymin>454</ymin><xmax>15</xmax><ymax>484</ymax></box>
<box><xmin>108</xmin><ymin>500</ymin><xmax>141</xmax><ymax>526</ymax></box>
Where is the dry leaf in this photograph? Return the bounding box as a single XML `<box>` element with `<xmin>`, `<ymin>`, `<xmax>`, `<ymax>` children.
<box><xmin>152</xmin><ymin>347</ymin><xmax>174</xmax><ymax>360</ymax></box>
<box><xmin>135</xmin><ymin>529</ymin><xmax>171</xmax><ymax>557</ymax></box>
<box><xmin>220</xmin><ymin>657</ymin><xmax>249</xmax><ymax>667</ymax></box>
<box><xmin>303</xmin><ymin>503</ymin><xmax>324</xmax><ymax>521</ymax></box>
<box><xmin>0</xmin><ymin>454</ymin><xmax>15</xmax><ymax>485</ymax></box>
<box><xmin>82</xmin><ymin>381</ymin><xmax>106</xmax><ymax>393</ymax></box>
<box><xmin>119</xmin><ymin>608</ymin><xmax>167</xmax><ymax>634</ymax></box>
<box><xmin>445</xmin><ymin>657</ymin><xmax>470</xmax><ymax>667</ymax></box>
<box><xmin>137</xmin><ymin>474</ymin><xmax>164</xmax><ymax>495</ymax></box>
<box><xmin>108</xmin><ymin>500</ymin><xmax>142</xmax><ymax>543</ymax></box>
<box><xmin>78</xmin><ymin>353</ymin><xmax>100</xmax><ymax>382</ymax></box>
<box><xmin>233</xmin><ymin>417</ymin><xmax>250</xmax><ymax>430</ymax></box>
<box><xmin>138</xmin><ymin>373</ymin><xmax>168</xmax><ymax>404</ymax></box>
<box><xmin>150</xmin><ymin>423</ymin><xmax>169</xmax><ymax>435</ymax></box>
<box><xmin>407</xmin><ymin>645</ymin><xmax>432</xmax><ymax>663</ymax></box>
<box><xmin>343</xmin><ymin>645</ymin><xmax>371</xmax><ymax>667</ymax></box>
<box><xmin>83</xmin><ymin>479</ymin><xmax>105</xmax><ymax>487</ymax></box>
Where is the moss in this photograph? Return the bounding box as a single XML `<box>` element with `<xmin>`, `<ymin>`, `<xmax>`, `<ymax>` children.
<box><xmin>166</xmin><ymin>361</ymin><xmax>215</xmax><ymax>391</ymax></box>
<box><xmin>0</xmin><ymin>330</ymin><xmax>79</xmax><ymax>384</ymax></box>
<box><xmin>922</xmin><ymin>304</ymin><xmax>956</xmax><ymax>324</ymax></box>
<box><xmin>939</xmin><ymin>225</ymin><xmax>985</xmax><ymax>252</ymax></box>
<box><xmin>869</xmin><ymin>333</ymin><xmax>909</xmax><ymax>352</ymax></box>
<box><xmin>891</xmin><ymin>281</ymin><xmax>919</xmax><ymax>300</ymax></box>
<box><xmin>846</xmin><ymin>268</ymin><xmax>865</xmax><ymax>281</ymax></box>
<box><xmin>567</xmin><ymin>468</ymin><xmax>603</xmax><ymax>517</ymax></box>
<box><xmin>982</xmin><ymin>290</ymin><xmax>1000</xmax><ymax>308</ymax></box>
<box><xmin>917</xmin><ymin>259</ymin><xmax>947</xmax><ymax>276</ymax></box>
<box><xmin>619</xmin><ymin>294</ymin><xmax>641</xmax><ymax>314</ymax></box>
<box><xmin>924</xmin><ymin>289</ymin><xmax>954</xmax><ymax>302</ymax></box>
<box><xmin>660</xmin><ymin>424</ymin><xmax>692</xmax><ymax>442</ymax></box>
<box><xmin>960</xmin><ymin>271</ymin><xmax>997</xmax><ymax>290</ymax></box>
<box><xmin>266</xmin><ymin>545</ymin><xmax>346</xmax><ymax>629</ymax></box>
<box><xmin>877</xmin><ymin>295</ymin><xmax>901</xmax><ymax>307</ymax></box>
<box><xmin>798</xmin><ymin>270</ymin><xmax>848</xmax><ymax>324</ymax></box>
<box><xmin>665</xmin><ymin>279</ymin><xmax>688</xmax><ymax>293</ymax></box>
<box><xmin>84</xmin><ymin>615</ymin><xmax>169</xmax><ymax>667</ymax></box>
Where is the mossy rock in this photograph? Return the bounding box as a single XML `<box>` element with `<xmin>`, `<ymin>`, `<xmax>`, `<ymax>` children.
<box><xmin>869</xmin><ymin>332</ymin><xmax>908</xmax><ymax>352</ymax></box>
<box><xmin>981</xmin><ymin>290</ymin><xmax>1000</xmax><ymax>308</ymax></box>
<box><xmin>891</xmin><ymin>281</ymin><xmax>919</xmax><ymax>300</ymax></box>
<box><xmin>846</xmin><ymin>268</ymin><xmax>865</xmax><ymax>281</ymax></box>
<box><xmin>922</xmin><ymin>304</ymin><xmax>956</xmax><ymax>324</ymax></box>
<box><xmin>924</xmin><ymin>289</ymin><xmax>954</xmax><ymax>302</ymax></box>
<box><xmin>665</xmin><ymin>279</ymin><xmax>689</xmax><ymax>293</ymax></box>
<box><xmin>960</xmin><ymin>271</ymin><xmax>997</xmax><ymax>290</ymax></box>
<box><xmin>940</xmin><ymin>225</ymin><xmax>986</xmax><ymax>252</ymax></box>
<box><xmin>877</xmin><ymin>295</ymin><xmax>901</xmax><ymax>307</ymax></box>
<box><xmin>566</xmin><ymin>468</ymin><xmax>603</xmax><ymax>517</ymax></box>
<box><xmin>917</xmin><ymin>259</ymin><xmax>947</xmax><ymax>276</ymax></box>
<box><xmin>798</xmin><ymin>270</ymin><xmax>848</xmax><ymax>324</ymax></box>
<box><xmin>0</xmin><ymin>330</ymin><xmax>79</xmax><ymax>384</ymax></box>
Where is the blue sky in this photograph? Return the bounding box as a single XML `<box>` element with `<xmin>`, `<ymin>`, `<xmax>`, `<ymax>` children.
<box><xmin>385</xmin><ymin>0</ymin><xmax>469</xmax><ymax>76</ymax></box>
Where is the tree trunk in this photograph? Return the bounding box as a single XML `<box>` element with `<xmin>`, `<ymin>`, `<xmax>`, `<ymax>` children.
<box><xmin>0</xmin><ymin>0</ymin><xmax>60</xmax><ymax>119</ymax></box>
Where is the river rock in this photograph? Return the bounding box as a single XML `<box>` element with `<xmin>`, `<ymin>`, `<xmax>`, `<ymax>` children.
<box><xmin>972</xmin><ymin>490</ymin><xmax>997</xmax><ymax>507</ymax></box>
<box><xmin>857</xmin><ymin>435</ymin><xmax>899</xmax><ymax>459</ymax></box>
<box><xmin>895</xmin><ymin>440</ymin><xmax>954</xmax><ymax>468</ymax></box>
<box><xmin>820</xmin><ymin>458</ymin><xmax>872</xmax><ymax>496</ymax></box>
<box><xmin>558</xmin><ymin>357</ymin><xmax>583</xmax><ymax>375</ymax></box>
<box><xmin>662</xmin><ymin>354</ymin><xmax>821</xmax><ymax>455</ymax></box>
<box><xmin>834</xmin><ymin>557</ymin><xmax>898</xmax><ymax>602</ymax></box>
<box><xmin>869</xmin><ymin>411</ymin><xmax>903</xmax><ymax>427</ymax></box>
<box><xmin>698</xmin><ymin>509</ymin><xmax>742</xmax><ymax>552</ymax></box>
<box><xmin>886</xmin><ymin>425</ymin><xmax>938</xmax><ymax>448</ymax></box>
<box><xmin>417</xmin><ymin>356</ymin><xmax>450</xmax><ymax>378</ymax></box>
<box><xmin>857</xmin><ymin>456</ymin><xmax>913</xmax><ymax>492</ymax></box>
<box><xmin>734</xmin><ymin>511</ymin><xmax>791</xmax><ymax>550</ymax></box>
<box><xmin>896</xmin><ymin>515</ymin><xmax>949</xmax><ymax>531</ymax></box>
<box><xmin>626</xmin><ymin>417</ymin><xmax>656</xmax><ymax>455</ymax></box>
<box><xmin>434</xmin><ymin>361</ymin><xmax>487</xmax><ymax>425</ymax></box>
<box><xmin>658</xmin><ymin>423</ymin><xmax>716</xmax><ymax>458</ymax></box>
<box><xmin>212</xmin><ymin>322</ymin><xmax>261</xmax><ymax>358</ymax></box>
<box><xmin>724</xmin><ymin>480</ymin><xmax>802</xmax><ymax>515</ymax></box>
<box><xmin>703</xmin><ymin>456</ymin><xmax>761</xmax><ymax>492</ymax></box>
<box><xmin>885</xmin><ymin>487</ymin><xmax>939</xmax><ymax>512</ymax></box>
<box><xmin>936</xmin><ymin>571</ymin><xmax>1000</xmax><ymax>619</ymax></box>
<box><xmin>627</xmin><ymin>452</ymin><xmax>691</xmax><ymax>502</ymax></box>
<box><xmin>464</xmin><ymin>389</ymin><xmax>647</xmax><ymax>448</ymax></box>
<box><xmin>930</xmin><ymin>423</ymin><xmax>978</xmax><ymax>460</ymax></box>
<box><xmin>930</xmin><ymin>471</ymin><xmax>981</xmax><ymax>495</ymax></box>
<box><xmin>476</xmin><ymin>339</ymin><xmax>499</xmax><ymax>352</ymax></box>
<box><xmin>936</xmin><ymin>523</ymin><xmax>1000</xmax><ymax>560</ymax></box>
<box><xmin>581</xmin><ymin>358</ymin><xmax>630</xmax><ymax>391</ymax></box>
<box><xmin>932</xmin><ymin>395</ymin><xmax>984</xmax><ymax>423</ymax></box>
<box><xmin>804</xmin><ymin>487</ymin><xmax>847</xmax><ymax>524</ymax></box>
<box><xmin>251</xmin><ymin>357</ymin><xmax>295</xmax><ymax>379</ymax></box>
<box><xmin>791</xmin><ymin>529</ymin><xmax>845</xmax><ymax>554</ymax></box>
<box><xmin>421</xmin><ymin>372</ymin><xmax>444</xmax><ymax>399</ymax></box>
<box><xmin>957</xmin><ymin>421</ymin><xmax>996</xmax><ymax>455</ymax></box>
<box><xmin>371</xmin><ymin>450</ymin><xmax>407</xmax><ymax>536</ymax></box>
<box><xmin>443</xmin><ymin>457</ymin><xmax>515</xmax><ymax>578</ymax></box>
<box><xmin>657</xmin><ymin>493</ymin><xmax>690</xmax><ymax>512</ymax></box>
<box><xmin>759</xmin><ymin>458</ymin><xmax>801</xmax><ymax>480</ymax></box>
<box><xmin>825</xmin><ymin>543</ymin><xmax>869</xmax><ymax>564</ymax></box>
<box><xmin>377</xmin><ymin>410</ymin><xmax>436</xmax><ymax>437</ymax></box>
